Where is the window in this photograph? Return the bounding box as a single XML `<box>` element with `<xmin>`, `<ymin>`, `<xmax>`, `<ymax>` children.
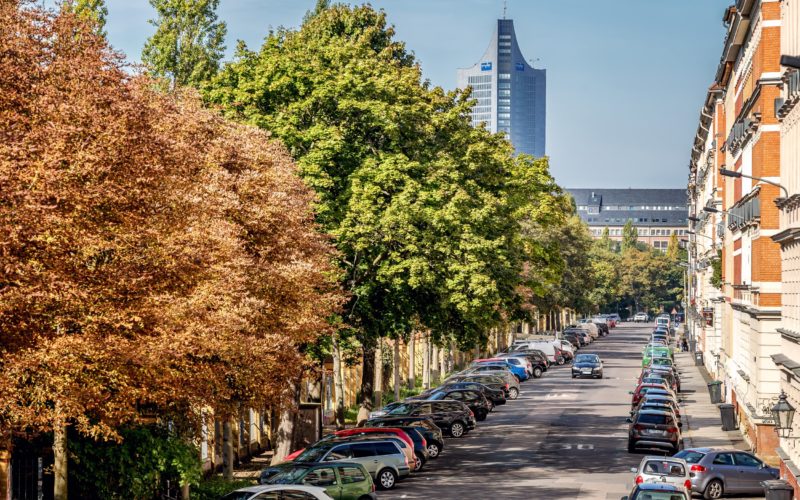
<box><xmin>251</xmin><ymin>493</ymin><xmax>281</xmax><ymax>500</ymax></box>
<box><xmin>498</xmin><ymin>73</ymin><xmax>511</xmax><ymax>79</ymax></box>
<box><xmin>350</xmin><ymin>443</ymin><xmax>374</xmax><ymax>458</ymax></box>
<box><xmin>327</xmin><ymin>444</ymin><xmax>352</xmax><ymax>460</ymax></box>
<box><xmin>587</xmin><ymin>206</ymin><xmax>599</xmax><ymax>214</ymax></box>
<box><xmin>303</xmin><ymin>467</ymin><xmax>338</xmax><ymax>487</ymax></box>
<box><xmin>339</xmin><ymin>466</ymin><xmax>367</xmax><ymax>484</ymax></box>
<box><xmin>712</xmin><ymin>453</ymin><xmax>735</xmax><ymax>465</ymax></box>
<box><xmin>281</xmin><ymin>492</ymin><xmax>317</xmax><ymax>500</ymax></box>
<box><xmin>498</xmin><ymin>90</ymin><xmax>511</xmax><ymax>97</ymax></box>
<box><xmin>374</xmin><ymin>442</ymin><xmax>400</xmax><ymax>456</ymax></box>
<box><xmin>734</xmin><ymin>452</ymin><xmax>762</xmax><ymax>468</ymax></box>
<box><xmin>499</xmin><ymin>49</ymin><xmax>511</xmax><ymax>54</ymax></box>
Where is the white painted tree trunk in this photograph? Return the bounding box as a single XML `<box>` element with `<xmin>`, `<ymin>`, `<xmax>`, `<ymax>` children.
<box><xmin>373</xmin><ymin>340</ymin><xmax>383</xmax><ymax>409</ymax></box>
<box><xmin>332</xmin><ymin>333</ymin><xmax>345</xmax><ymax>429</ymax></box>
<box><xmin>422</xmin><ymin>335</ymin><xmax>431</xmax><ymax>389</ymax></box>
<box><xmin>393</xmin><ymin>340</ymin><xmax>401</xmax><ymax>401</ymax></box>
<box><xmin>407</xmin><ymin>335</ymin><xmax>415</xmax><ymax>390</ymax></box>
<box><xmin>53</xmin><ymin>414</ymin><xmax>67</xmax><ymax>500</ymax></box>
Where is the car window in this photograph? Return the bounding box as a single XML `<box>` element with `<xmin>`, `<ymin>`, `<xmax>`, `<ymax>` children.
<box><xmin>446</xmin><ymin>391</ymin><xmax>463</xmax><ymax>400</ymax></box>
<box><xmin>387</xmin><ymin>403</ymin><xmax>416</xmax><ymax>415</ymax></box>
<box><xmin>643</xmin><ymin>460</ymin><xmax>686</xmax><ymax>476</ymax></box>
<box><xmin>325</xmin><ymin>444</ymin><xmax>351</xmax><ymax>461</ymax></box>
<box><xmin>374</xmin><ymin>442</ymin><xmax>400</xmax><ymax>455</ymax></box>
<box><xmin>251</xmin><ymin>493</ymin><xmax>281</xmax><ymax>500</ymax></box>
<box><xmin>339</xmin><ymin>465</ymin><xmax>367</xmax><ymax>484</ymax></box>
<box><xmin>632</xmin><ymin>491</ymin><xmax>686</xmax><ymax>500</ymax></box>
<box><xmin>349</xmin><ymin>443</ymin><xmax>375</xmax><ymax>458</ymax></box>
<box><xmin>636</xmin><ymin>413</ymin><xmax>669</xmax><ymax>425</ymax></box>
<box><xmin>294</xmin><ymin>446</ymin><xmax>329</xmax><ymax>463</ymax></box>
<box><xmin>712</xmin><ymin>453</ymin><xmax>735</xmax><ymax>465</ymax></box>
<box><xmin>734</xmin><ymin>452</ymin><xmax>762</xmax><ymax>468</ymax></box>
<box><xmin>303</xmin><ymin>467</ymin><xmax>337</xmax><ymax>487</ymax></box>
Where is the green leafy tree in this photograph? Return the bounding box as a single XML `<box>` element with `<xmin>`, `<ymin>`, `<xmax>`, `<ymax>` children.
<box><xmin>711</xmin><ymin>249</ymin><xmax>723</xmax><ymax>289</ymax></box>
<box><xmin>666</xmin><ymin>232</ymin><xmax>679</xmax><ymax>260</ymax></box>
<box><xmin>142</xmin><ymin>0</ymin><xmax>226</xmax><ymax>89</ymax></box>
<box><xmin>622</xmin><ymin>219</ymin><xmax>638</xmax><ymax>251</ymax></box>
<box><xmin>204</xmin><ymin>3</ymin><xmax>564</xmax><ymax>411</ymax></box>
<box><xmin>66</xmin><ymin>0</ymin><xmax>108</xmax><ymax>36</ymax></box>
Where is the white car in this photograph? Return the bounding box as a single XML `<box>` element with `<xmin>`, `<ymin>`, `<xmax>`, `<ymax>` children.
<box><xmin>631</xmin><ymin>456</ymin><xmax>691</xmax><ymax>493</ymax></box>
<box><xmin>222</xmin><ymin>484</ymin><xmax>334</xmax><ymax>500</ymax></box>
<box><xmin>634</xmin><ymin>312</ymin><xmax>649</xmax><ymax>322</ymax></box>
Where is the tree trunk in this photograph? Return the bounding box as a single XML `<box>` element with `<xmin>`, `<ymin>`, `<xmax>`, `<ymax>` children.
<box><xmin>373</xmin><ymin>339</ymin><xmax>383</xmax><ymax>409</ymax></box>
<box><xmin>407</xmin><ymin>334</ymin><xmax>415</xmax><ymax>390</ymax></box>
<box><xmin>357</xmin><ymin>339</ymin><xmax>376</xmax><ymax>424</ymax></box>
<box><xmin>422</xmin><ymin>335</ymin><xmax>431</xmax><ymax>389</ymax></box>
<box><xmin>431</xmin><ymin>344</ymin><xmax>440</xmax><ymax>385</ymax></box>
<box><xmin>181</xmin><ymin>483</ymin><xmax>190</xmax><ymax>499</ymax></box>
<box><xmin>53</xmin><ymin>415</ymin><xmax>67</xmax><ymax>500</ymax></box>
<box><xmin>270</xmin><ymin>388</ymin><xmax>296</xmax><ymax>466</ymax></box>
<box><xmin>223</xmin><ymin>420</ymin><xmax>234</xmax><ymax>479</ymax></box>
<box><xmin>332</xmin><ymin>333</ymin><xmax>345</xmax><ymax>430</ymax></box>
<box><xmin>393</xmin><ymin>339</ymin><xmax>401</xmax><ymax>401</ymax></box>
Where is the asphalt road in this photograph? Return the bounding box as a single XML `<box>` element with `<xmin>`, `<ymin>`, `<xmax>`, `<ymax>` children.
<box><xmin>380</xmin><ymin>323</ymin><xmax>655</xmax><ymax>500</ymax></box>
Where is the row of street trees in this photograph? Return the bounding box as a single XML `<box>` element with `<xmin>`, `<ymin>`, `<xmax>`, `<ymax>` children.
<box><xmin>0</xmin><ymin>0</ymin><xmax>686</xmax><ymax>498</ymax></box>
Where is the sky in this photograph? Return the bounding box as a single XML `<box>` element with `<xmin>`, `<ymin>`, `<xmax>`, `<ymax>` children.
<box><xmin>70</xmin><ymin>0</ymin><xmax>732</xmax><ymax>189</ymax></box>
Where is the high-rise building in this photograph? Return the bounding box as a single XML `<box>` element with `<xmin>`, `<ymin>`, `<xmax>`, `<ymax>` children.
<box><xmin>457</xmin><ymin>18</ymin><xmax>546</xmax><ymax>157</ymax></box>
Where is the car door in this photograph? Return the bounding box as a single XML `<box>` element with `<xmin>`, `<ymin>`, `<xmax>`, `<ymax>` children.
<box><xmin>348</xmin><ymin>442</ymin><xmax>378</xmax><ymax>476</ymax></box>
<box><xmin>734</xmin><ymin>452</ymin><xmax>774</xmax><ymax>493</ymax></box>
<box><xmin>710</xmin><ymin>452</ymin><xmax>741</xmax><ymax>492</ymax></box>
<box><xmin>302</xmin><ymin>466</ymin><xmax>341</xmax><ymax>500</ymax></box>
<box><xmin>335</xmin><ymin>465</ymin><xmax>368</xmax><ymax>500</ymax></box>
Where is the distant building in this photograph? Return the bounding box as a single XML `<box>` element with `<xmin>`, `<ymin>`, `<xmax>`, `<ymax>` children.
<box><xmin>457</xmin><ymin>18</ymin><xmax>546</xmax><ymax>157</ymax></box>
<box><xmin>567</xmin><ymin>188</ymin><xmax>689</xmax><ymax>251</ymax></box>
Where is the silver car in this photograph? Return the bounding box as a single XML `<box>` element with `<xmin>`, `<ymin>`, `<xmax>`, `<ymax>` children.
<box><xmin>673</xmin><ymin>448</ymin><xmax>778</xmax><ymax>498</ymax></box>
<box><xmin>630</xmin><ymin>456</ymin><xmax>691</xmax><ymax>493</ymax></box>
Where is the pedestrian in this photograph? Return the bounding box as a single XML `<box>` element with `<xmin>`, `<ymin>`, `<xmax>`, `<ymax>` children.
<box><xmin>681</xmin><ymin>338</ymin><xmax>688</xmax><ymax>352</ymax></box>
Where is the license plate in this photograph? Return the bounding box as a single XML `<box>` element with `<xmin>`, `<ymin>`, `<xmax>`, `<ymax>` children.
<box><xmin>582</xmin><ymin>369</ymin><xmax>592</xmax><ymax>374</ymax></box>
<box><xmin>644</xmin><ymin>429</ymin><xmax>664</xmax><ymax>435</ymax></box>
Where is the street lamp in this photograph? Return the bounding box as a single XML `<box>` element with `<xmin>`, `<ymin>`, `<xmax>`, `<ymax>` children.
<box><xmin>702</xmin><ymin>206</ymin><xmax>745</xmax><ymax>222</ymax></box>
<box><xmin>688</xmin><ymin>216</ymin><xmax>700</xmax><ymax>223</ymax></box>
<box><xmin>719</xmin><ymin>168</ymin><xmax>789</xmax><ymax>198</ymax></box>
<box><xmin>771</xmin><ymin>391</ymin><xmax>797</xmax><ymax>438</ymax></box>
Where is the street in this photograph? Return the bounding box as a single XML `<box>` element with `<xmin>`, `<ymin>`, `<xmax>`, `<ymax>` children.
<box><xmin>380</xmin><ymin>324</ymin><xmax>691</xmax><ymax>500</ymax></box>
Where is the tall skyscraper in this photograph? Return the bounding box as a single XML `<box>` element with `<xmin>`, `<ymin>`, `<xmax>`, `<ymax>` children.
<box><xmin>457</xmin><ymin>18</ymin><xmax>546</xmax><ymax>157</ymax></box>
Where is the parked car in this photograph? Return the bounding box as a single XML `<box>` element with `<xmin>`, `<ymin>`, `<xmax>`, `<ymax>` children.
<box><xmin>577</xmin><ymin>322</ymin><xmax>600</xmax><ymax>339</ymax></box>
<box><xmin>634</xmin><ymin>394</ymin><xmax>682</xmax><ymax>422</ymax></box>
<box><xmin>439</xmin><ymin>381</ymin><xmax>507</xmax><ymax>406</ymax></box>
<box><xmin>632</xmin><ymin>400</ymin><xmax>682</xmax><ymax>425</ymax></box>
<box><xmin>364</xmin><ymin>416</ymin><xmax>444</xmax><ymax>458</ymax></box>
<box><xmin>427</xmin><ymin>388</ymin><xmax>492</xmax><ymax>421</ymax></box>
<box><xmin>630</xmin><ymin>383</ymin><xmax>677</xmax><ymax>408</ymax></box>
<box><xmin>634</xmin><ymin>312</ymin><xmax>649</xmax><ymax>322</ymax></box>
<box><xmin>562</xmin><ymin>332</ymin><xmax>583</xmax><ymax>348</ymax></box>
<box><xmin>223</xmin><ymin>485</ymin><xmax>335</xmax><ymax>500</ymax></box>
<box><xmin>470</xmin><ymin>358</ymin><xmax>529</xmax><ymax>381</ymax></box>
<box><xmin>626</xmin><ymin>410</ymin><xmax>682</xmax><ymax>454</ymax></box>
<box><xmin>447</xmin><ymin>373</ymin><xmax>518</xmax><ymax>400</ymax></box>
<box><xmin>630</xmin><ymin>455</ymin><xmax>692</xmax><ymax>493</ymax></box>
<box><xmin>673</xmin><ymin>448</ymin><xmax>779</xmax><ymax>499</ymax></box>
<box><xmin>386</xmin><ymin>400</ymin><xmax>476</xmax><ymax>437</ymax></box>
<box><xmin>290</xmin><ymin>438</ymin><xmax>411</xmax><ymax>490</ymax></box>
<box><xmin>645</xmin><ymin>356</ymin><xmax>675</xmax><ymax>370</ymax></box>
<box><xmin>498</xmin><ymin>352</ymin><xmax>546</xmax><ymax>378</ymax></box>
<box><xmin>368</xmin><ymin>401</ymin><xmax>403</xmax><ymax>420</ymax></box>
<box><xmin>461</xmin><ymin>364</ymin><xmax>523</xmax><ymax>390</ymax></box>
<box><xmin>621</xmin><ymin>482</ymin><xmax>689</xmax><ymax>500</ymax></box>
<box><xmin>262</xmin><ymin>462</ymin><xmax>376</xmax><ymax>500</ymax></box>
<box><xmin>571</xmin><ymin>353</ymin><xmax>603</xmax><ymax>379</ymax></box>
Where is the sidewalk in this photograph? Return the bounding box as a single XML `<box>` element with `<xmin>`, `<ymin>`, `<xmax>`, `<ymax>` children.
<box><xmin>674</xmin><ymin>348</ymin><xmax>749</xmax><ymax>451</ymax></box>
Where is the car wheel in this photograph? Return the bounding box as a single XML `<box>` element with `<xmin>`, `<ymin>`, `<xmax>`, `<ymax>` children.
<box><xmin>449</xmin><ymin>421</ymin><xmax>466</xmax><ymax>438</ymax></box>
<box><xmin>557</xmin><ymin>357</ymin><xmax>565</xmax><ymax>365</ymax></box>
<box><xmin>413</xmin><ymin>453</ymin><xmax>424</xmax><ymax>471</ymax></box>
<box><xmin>476</xmin><ymin>410</ymin><xmax>487</xmax><ymax>422</ymax></box>
<box><xmin>426</xmin><ymin>442</ymin><xmax>441</xmax><ymax>458</ymax></box>
<box><xmin>533</xmin><ymin>366</ymin><xmax>543</xmax><ymax>378</ymax></box>
<box><xmin>377</xmin><ymin>468</ymin><xmax>397</xmax><ymax>490</ymax></box>
<box><xmin>508</xmin><ymin>387</ymin><xmax>519</xmax><ymax>400</ymax></box>
<box><xmin>703</xmin><ymin>479</ymin><xmax>723</xmax><ymax>499</ymax></box>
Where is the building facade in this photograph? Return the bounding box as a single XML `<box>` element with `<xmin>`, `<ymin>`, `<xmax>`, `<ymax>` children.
<box><xmin>457</xmin><ymin>18</ymin><xmax>546</xmax><ymax>157</ymax></box>
<box><xmin>687</xmin><ymin>0</ymin><xmax>783</xmax><ymax>464</ymax></box>
<box><xmin>567</xmin><ymin>189</ymin><xmax>688</xmax><ymax>250</ymax></box>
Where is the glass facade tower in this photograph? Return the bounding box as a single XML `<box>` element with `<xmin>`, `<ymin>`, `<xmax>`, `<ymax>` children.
<box><xmin>457</xmin><ymin>19</ymin><xmax>546</xmax><ymax>157</ymax></box>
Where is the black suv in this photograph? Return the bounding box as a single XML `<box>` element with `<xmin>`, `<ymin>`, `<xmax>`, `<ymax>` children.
<box><xmin>365</xmin><ymin>416</ymin><xmax>445</xmax><ymax>458</ymax></box>
<box><xmin>449</xmin><ymin>374</ymin><xmax>512</xmax><ymax>399</ymax></box>
<box><xmin>428</xmin><ymin>388</ymin><xmax>492</xmax><ymax>421</ymax></box>
<box><xmin>386</xmin><ymin>400</ymin><xmax>476</xmax><ymax>437</ymax></box>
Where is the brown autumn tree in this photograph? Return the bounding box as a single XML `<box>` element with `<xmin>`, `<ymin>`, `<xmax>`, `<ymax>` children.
<box><xmin>0</xmin><ymin>2</ymin><xmax>340</xmax><ymax>494</ymax></box>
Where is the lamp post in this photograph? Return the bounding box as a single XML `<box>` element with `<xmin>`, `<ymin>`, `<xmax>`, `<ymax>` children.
<box><xmin>702</xmin><ymin>206</ymin><xmax>746</xmax><ymax>222</ymax></box>
<box><xmin>719</xmin><ymin>168</ymin><xmax>789</xmax><ymax>199</ymax></box>
<box><xmin>771</xmin><ymin>391</ymin><xmax>797</xmax><ymax>438</ymax></box>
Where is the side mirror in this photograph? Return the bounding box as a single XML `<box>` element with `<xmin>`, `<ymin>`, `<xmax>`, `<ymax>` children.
<box><xmin>625</xmin><ymin>417</ymin><xmax>633</xmax><ymax>423</ymax></box>
<box><xmin>629</xmin><ymin>467</ymin><xmax>637</xmax><ymax>473</ymax></box>
<box><xmin>678</xmin><ymin>422</ymin><xmax>683</xmax><ymax>428</ymax></box>
<box><xmin>628</xmin><ymin>391</ymin><xmax>634</xmax><ymax>395</ymax></box>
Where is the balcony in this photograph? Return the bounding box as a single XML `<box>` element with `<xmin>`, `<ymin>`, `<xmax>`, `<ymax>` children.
<box><xmin>732</xmin><ymin>285</ymin><xmax>760</xmax><ymax>308</ymax></box>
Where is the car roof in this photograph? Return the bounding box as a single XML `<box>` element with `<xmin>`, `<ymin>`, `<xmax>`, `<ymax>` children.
<box><xmin>637</xmin><ymin>409</ymin><xmax>673</xmax><ymax>415</ymax></box>
<box><xmin>640</xmin><ymin>455</ymin><xmax>687</xmax><ymax>464</ymax></box>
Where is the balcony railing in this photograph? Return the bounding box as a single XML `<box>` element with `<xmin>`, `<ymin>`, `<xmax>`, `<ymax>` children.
<box><xmin>732</xmin><ymin>286</ymin><xmax>759</xmax><ymax>308</ymax></box>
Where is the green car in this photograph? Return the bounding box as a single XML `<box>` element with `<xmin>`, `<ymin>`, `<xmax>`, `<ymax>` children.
<box><xmin>266</xmin><ymin>462</ymin><xmax>376</xmax><ymax>500</ymax></box>
<box><xmin>644</xmin><ymin>356</ymin><xmax>675</xmax><ymax>370</ymax></box>
<box><xmin>641</xmin><ymin>346</ymin><xmax>673</xmax><ymax>367</ymax></box>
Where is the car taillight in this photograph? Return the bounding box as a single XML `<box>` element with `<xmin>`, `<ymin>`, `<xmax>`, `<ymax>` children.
<box><xmin>690</xmin><ymin>464</ymin><xmax>707</xmax><ymax>472</ymax></box>
<box><xmin>421</xmin><ymin>437</ymin><xmax>427</xmax><ymax>448</ymax></box>
<box><xmin>684</xmin><ymin>479</ymin><xmax>692</xmax><ymax>489</ymax></box>
<box><xmin>372</xmin><ymin>482</ymin><xmax>376</xmax><ymax>492</ymax></box>
<box><xmin>404</xmin><ymin>455</ymin><xmax>409</xmax><ymax>466</ymax></box>
<box><xmin>635</xmin><ymin>475</ymin><xmax>643</xmax><ymax>484</ymax></box>
<box><xmin>667</xmin><ymin>427</ymin><xmax>678</xmax><ymax>433</ymax></box>
<box><xmin>469</xmin><ymin>409</ymin><xmax>475</xmax><ymax>417</ymax></box>
<box><xmin>505</xmin><ymin>383</ymin><xmax>509</xmax><ymax>389</ymax></box>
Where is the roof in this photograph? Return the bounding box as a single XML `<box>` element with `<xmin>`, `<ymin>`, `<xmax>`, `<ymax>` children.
<box><xmin>567</xmin><ymin>188</ymin><xmax>687</xmax><ymax>206</ymax></box>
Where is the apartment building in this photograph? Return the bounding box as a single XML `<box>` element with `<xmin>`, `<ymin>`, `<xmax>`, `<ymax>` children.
<box><xmin>687</xmin><ymin>0</ymin><xmax>783</xmax><ymax>461</ymax></box>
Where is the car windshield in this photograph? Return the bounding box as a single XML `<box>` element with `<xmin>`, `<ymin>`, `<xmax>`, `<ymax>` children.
<box><xmin>387</xmin><ymin>403</ymin><xmax>417</xmax><ymax>415</ymax></box>
<box><xmin>634</xmin><ymin>492</ymin><xmax>687</xmax><ymax>500</ymax></box>
<box><xmin>637</xmin><ymin>413</ymin><xmax>669</xmax><ymax>425</ymax></box>
<box><xmin>673</xmin><ymin>450</ymin><xmax>706</xmax><ymax>464</ymax></box>
<box><xmin>642</xmin><ymin>460</ymin><xmax>686</xmax><ymax>476</ymax></box>
<box><xmin>427</xmin><ymin>391</ymin><xmax>446</xmax><ymax>400</ymax></box>
<box><xmin>575</xmin><ymin>355</ymin><xmax>598</xmax><ymax>363</ymax></box>
<box><xmin>294</xmin><ymin>446</ymin><xmax>329</xmax><ymax>463</ymax></box>
<box><xmin>268</xmin><ymin>466</ymin><xmax>311</xmax><ymax>484</ymax></box>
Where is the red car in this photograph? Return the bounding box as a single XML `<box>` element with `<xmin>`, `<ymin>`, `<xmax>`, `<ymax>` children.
<box><xmin>630</xmin><ymin>383</ymin><xmax>673</xmax><ymax>408</ymax></box>
<box><xmin>283</xmin><ymin>427</ymin><xmax>415</xmax><ymax>464</ymax></box>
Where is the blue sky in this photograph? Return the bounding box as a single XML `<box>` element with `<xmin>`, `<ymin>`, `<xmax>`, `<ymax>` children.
<box><xmin>82</xmin><ymin>0</ymin><xmax>730</xmax><ymax>188</ymax></box>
